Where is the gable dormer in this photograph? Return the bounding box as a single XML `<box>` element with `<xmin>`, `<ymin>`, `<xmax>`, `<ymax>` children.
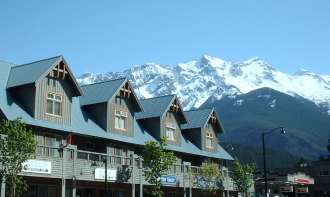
<box><xmin>6</xmin><ymin>56</ymin><xmax>82</xmax><ymax>125</ymax></box>
<box><xmin>80</xmin><ymin>78</ymin><xmax>142</xmax><ymax>137</ymax></box>
<box><xmin>136</xmin><ymin>95</ymin><xmax>188</xmax><ymax>146</ymax></box>
<box><xmin>182</xmin><ymin>108</ymin><xmax>224</xmax><ymax>152</ymax></box>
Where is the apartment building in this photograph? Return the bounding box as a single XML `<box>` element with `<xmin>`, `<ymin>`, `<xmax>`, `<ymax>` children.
<box><xmin>0</xmin><ymin>56</ymin><xmax>235</xmax><ymax>197</ymax></box>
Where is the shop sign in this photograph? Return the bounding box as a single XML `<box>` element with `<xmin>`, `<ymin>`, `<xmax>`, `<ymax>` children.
<box><xmin>22</xmin><ymin>160</ymin><xmax>51</xmax><ymax>174</ymax></box>
<box><xmin>296</xmin><ymin>187</ymin><xmax>308</xmax><ymax>193</ymax></box>
<box><xmin>160</xmin><ymin>175</ymin><xmax>177</xmax><ymax>185</ymax></box>
<box><xmin>280</xmin><ymin>186</ymin><xmax>293</xmax><ymax>192</ymax></box>
<box><xmin>295</xmin><ymin>178</ymin><xmax>310</xmax><ymax>184</ymax></box>
<box><xmin>95</xmin><ymin>168</ymin><xmax>117</xmax><ymax>181</ymax></box>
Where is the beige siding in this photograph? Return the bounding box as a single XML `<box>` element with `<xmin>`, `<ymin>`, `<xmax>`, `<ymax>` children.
<box><xmin>35</xmin><ymin>75</ymin><xmax>73</xmax><ymax>125</ymax></box>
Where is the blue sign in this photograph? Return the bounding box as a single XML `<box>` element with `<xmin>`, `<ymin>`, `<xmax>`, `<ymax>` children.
<box><xmin>161</xmin><ymin>175</ymin><xmax>177</xmax><ymax>185</ymax></box>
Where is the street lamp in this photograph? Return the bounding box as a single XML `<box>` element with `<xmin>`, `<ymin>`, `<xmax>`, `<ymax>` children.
<box><xmin>262</xmin><ymin>127</ymin><xmax>286</xmax><ymax>197</ymax></box>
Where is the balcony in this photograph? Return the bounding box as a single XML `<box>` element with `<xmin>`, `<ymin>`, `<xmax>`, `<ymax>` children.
<box><xmin>21</xmin><ymin>145</ymin><xmax>235</xmax><ymax>191</ymax></box>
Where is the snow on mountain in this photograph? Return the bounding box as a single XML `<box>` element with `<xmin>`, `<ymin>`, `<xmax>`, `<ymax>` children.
<box><xmin>77</xmin><ymin>55</ymin><xmax>330</xmax><ymax>111</ymax></box>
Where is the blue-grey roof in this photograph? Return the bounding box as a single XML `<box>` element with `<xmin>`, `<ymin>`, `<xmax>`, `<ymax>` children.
<box><xmin>6</xmin><ymin>56</ymin><xmax>82</xmax><ymax>96</ymax></box>
<box><xmin>182</xmin><ymin>108</ymin><xmax>225</xmax><ymax>133</ymax></box>
<box><xmin>80</xmin><ymin>78</ymin><xmax>143</xmax><ymax>111</ymax></box>
<box><xmin>0</xmin><ymin>58</ymin><xmax>232</xmax><ymax>160</ymax></box>
<box><xmin>135</xmin><ymin>95</ymin><xmax>175</xmax><ymax>119</ymax></box>
<box><xmin>80</xmin><ymin>78</ymin><xmax>126</xmax><ymax>106</ymax></box>
<box><xmin>181</xmin><ymin>108</ymin><xmax>214</xmax><ymax>129</ymax></box>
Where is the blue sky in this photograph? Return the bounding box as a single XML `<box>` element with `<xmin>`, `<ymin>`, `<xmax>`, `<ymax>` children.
<box><xmin>1</xmin><ymin>0</ymin><xmax>330</xmax><ymax>75</ymax></box>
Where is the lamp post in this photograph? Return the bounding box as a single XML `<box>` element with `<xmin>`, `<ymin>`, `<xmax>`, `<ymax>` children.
<box><xmin>262</xmin><ymin>127</ymin><xmax>286</xmax><ymax>197</ymax></box>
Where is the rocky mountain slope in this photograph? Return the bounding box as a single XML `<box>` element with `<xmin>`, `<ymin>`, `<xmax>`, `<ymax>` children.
<box><xmin>202</xmin><ymin>88</ymin><xmax>330</xmax><ymax>165</ymax></box>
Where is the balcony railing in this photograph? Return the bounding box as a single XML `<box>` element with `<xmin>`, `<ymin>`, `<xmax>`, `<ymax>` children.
<box><xmin>26</xmin><ymin>145</ymin><xmax>236</xmax><ymax>190</ymax></box>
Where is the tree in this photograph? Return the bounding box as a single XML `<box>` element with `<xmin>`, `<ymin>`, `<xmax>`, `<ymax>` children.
<box><xmin>0</xmin><ymin>118</ymin><xmax>37</xmax><ymax>197</ymax></box>
<box><xmin>230</xmin><ymin>159</ymin><xmax>255</xmax><ymax>197</ymax></box>
<box><xmin>198</xmin><ymin>161</ymin><xmax>223</xmax><ymax>196</ymax></box>
<box><xmin>142</xmin><ymin>137</ymin><xmax>176</xmax><ymax>197</ymax></box>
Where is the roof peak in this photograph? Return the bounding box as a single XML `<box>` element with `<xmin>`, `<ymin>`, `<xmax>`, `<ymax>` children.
<box><xmin>80</xmin><ymin>77</ymin><xmax>127</xmax><ymax>87</ymax></box>
<box><xmin>11</xmin><ymin>55</ymin><xmax>62</xmax><ymax>69</ymax></box>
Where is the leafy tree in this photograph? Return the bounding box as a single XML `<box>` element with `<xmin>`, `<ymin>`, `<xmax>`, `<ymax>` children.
<box><xmin>142</xmin><ymin>137</ymin><xmax>176</xmax><ymax>197</ymax></box>
<box><xmin>198</xmin><ymin>161</ymin><xmax>223</xmax><ymax>196</ymax></box>
<box><xmin>230</xmin><ymin>159</ymin><xmax>255</xmax><ymax>197</ymax></box>
<box><xmin>0</xmin><ymin>118</ymin><xmax>37</xmax><ymax>197</ymax></box>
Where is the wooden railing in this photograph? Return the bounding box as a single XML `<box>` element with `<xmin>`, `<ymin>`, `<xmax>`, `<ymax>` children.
<box><xmin>26</xmin><ymin>145</ymin><xmax>236</xmax><ymax>190</ymax></box>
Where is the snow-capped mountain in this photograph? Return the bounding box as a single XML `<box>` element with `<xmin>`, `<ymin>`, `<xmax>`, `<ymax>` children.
<box><xmin>77</xmin><ymin>55</ymin><xmax>330</xmax><ymax>112</ymax></box>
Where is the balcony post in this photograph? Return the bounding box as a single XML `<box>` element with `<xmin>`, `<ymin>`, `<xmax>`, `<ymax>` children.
<box><xmin>139</xmin><ymin>157</ymin><xmax>143</xmax><ymax>197</ymax></box>
<box><xmin>131</xmin><ymin>154</ymin><xmax>135</xmax><ymax>197</ymax></box>
<box><xmin>1</xmin><ymin>176</ymin><xmax>5</xmax><ymax>197</ymax></box>
<box><xmin>188</xmin><ymin>165</ymin><xmax>192</xmax><ymax>197</ymax></box>
<box><xmin>61</xmin><ymin>146</ymin><xmax>67</xmax><ymax>197</ymax></box>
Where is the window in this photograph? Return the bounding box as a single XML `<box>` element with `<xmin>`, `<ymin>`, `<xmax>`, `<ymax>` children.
<box><xmin>46</xmin><ymin>93</ymin><xmax>62</xmax><ymax>116</ymax></box>
<box><xmin>206</xmin><ymin>132</ymin><xmax>214</xmax><ymax>149</ymax></box>
<box><xmin>165</xmin><ymin>121</ymin><xmax>176</xmax><ymax>141</ymax></box>
<box><xmin>166</xmin><ymin>128</ymin><xmax>175</xmax><ymax>141</ymax></box>
<box><xmin>115</xmin><ymin>110</ymin><xmax>128</xmax><ymax>130</ymax></box>
<box><xmin>35</xmin><ymin>134</ymin><xmax>61</xmax><ymax>157</ymax></box>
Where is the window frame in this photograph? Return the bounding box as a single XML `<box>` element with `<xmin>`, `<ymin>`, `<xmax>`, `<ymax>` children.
<box><xmin>205</xmin><ymin>132</ymin><xmax>214</xmax><ymax>149</ymax></box>
<box><xmin>114</xmin><ymin>109</ymin><xmax>128</xmax><ymax>131</ymax></box>
<box><xmin>45</xmin><ymin>92</ymin><xmax>63</xmax><ymax>117</ymax></box>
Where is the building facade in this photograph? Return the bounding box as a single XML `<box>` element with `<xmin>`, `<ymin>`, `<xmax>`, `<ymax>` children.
<box><xmin>0</xmin><ymin>56</ymin><xmax>237</xmax><ymax>197</ymax></box>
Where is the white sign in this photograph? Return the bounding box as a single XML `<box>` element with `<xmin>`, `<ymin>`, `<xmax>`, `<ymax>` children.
<box><xmin>95</xmin><ymin>168</ymin><xmax>117</xmax><ymax>181</ymax></box>
<box><xmin>22</xmin><ymin>160</ymin><xmax>52</xmax><ymax>174</ymax></box>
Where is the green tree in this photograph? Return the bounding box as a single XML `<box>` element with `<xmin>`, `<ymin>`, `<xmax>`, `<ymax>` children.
<box><xmin>199</xmin><ymin>162</ymin><xmax>223</xmax><ymax>196</ymax></box>
<box><xmin>230</xmin><ymin>159</ymin><xmax>255</xmax><ymax>197</ymax></box>
<box><xmin>0</xmin><ymin>118</ymin><xmax>37</xmax><ymax>197</ymax></box>
<box><xmin>142</xmin><ymin>137</ymin><xmax>176</xmax><ymax>197</ymax></box>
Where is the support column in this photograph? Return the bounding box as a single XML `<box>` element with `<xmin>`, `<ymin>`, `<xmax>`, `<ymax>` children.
<box><xmin>139</xmin><ymin>157</ymin><xmax>143</xmax><ymax>197</ymax></box>
<box><xmin>1</xmin><ymin>177</ymin><xmax>5</xmax><ymax>197</ymax></box>
<box><xmin>226</xmin><ymin>190</ymin><xmax>230</xmax><ymax>197</ymax></box>
<box><xmin>61</xmin><ymin>146</ymin><xmax>67</xmax><ymax>197</ymax></box>
<box><xmin>62</xmin><ymin>179</ymin><xmax>66</xmax><ymax>197</ymax></box>
<box><xmin>131</xmin><ymin>155</ymin><xmax>135</xmax><ymax>197</ymax></box>
<box><xmin>72</xmin><ymin>177</ymin><xmax>76</xmax><ymax>197</ymax></box>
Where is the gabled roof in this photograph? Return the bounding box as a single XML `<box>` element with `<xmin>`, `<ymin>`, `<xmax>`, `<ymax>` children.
<box><xmin>135</xmin><ymin>95</ymin><xmax>188</xmax><ymax>122</ymax></box>
<box><xmin>181</xmin><ymin>108</ymin><xmax>224</xmax><ymax>133</ymax></box>
<box><xmin>80</xmin><ymin>78</ymin><xmax>143</xmax><ymax>111</ymax></box>
<box><xmin>6</xmin><ymin>55</ymin><xmax>83</xmax><ymax>96</ymax></box>
<box><xmin>0</xmin><ymin>57</ymin><xmax>233</xmax><ymax>161</ymax></box>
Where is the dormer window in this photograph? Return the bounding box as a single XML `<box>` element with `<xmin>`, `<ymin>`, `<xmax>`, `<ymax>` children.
<box><xmin>206</xmin><ymin>132</ymin><xmax>214</xmax><ymax>149</ymax></box>
<box><xmin>46</xmin><ymin>92</ymin><xmax>62</xmax><ymax>116</ymax></box>
<box><xmin>166</xmin><ymin>121</ymin><xmax>176</xmax><ymax>141</ymax></box>
<box><xmin>115</xmin><ymin>110</ymin><xmax>128</xmax><ymax>130</ymax></box>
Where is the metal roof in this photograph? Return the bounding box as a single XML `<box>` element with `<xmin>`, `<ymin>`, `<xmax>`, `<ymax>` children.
<box><xmin>6</xmin><ymin>55</ymin><xmax>83</xmax><ymax>96</ymax></box>
<box><xmin>135</xmin><ymin>95</ymin><xmax>175</xmax><ymax>119</ymax></box>
<box><xmin>135</xmin><ymin>95</ymin><xmax>188</xmax><ymax>123</ymax></box>
<box><xmin>80</xmin><ymin>78</ymin><xmax>143</xmax><ymax>111</ymax></box>
<box><xmin>80</xmin><ymin>78</ymin><xmax>126</xmax><ymax>106</ymax></box>
<box><xmin>182</xmin><ymin>108</ymin><xmax>225</xmax><ymax>133</ymax></box>
<box><xmin>0</xmin><ymin>57</ymin><xmax>232</xmax><ymax>160</ymax></box>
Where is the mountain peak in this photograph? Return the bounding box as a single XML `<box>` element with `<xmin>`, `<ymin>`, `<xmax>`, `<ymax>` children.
<box><xmin>200</xmin><ymin>55</ymin><xmax>226</xmax><ymax>67</ymax></box>
<box><xmin>77</xmin><ymin>54</ymin><xmax>330</xmax><ymax>112</ymax></box>
<box><xmin>294</xmin><ymin>68</ymin><xmax>315</xmax><ymax>76</ymax></box>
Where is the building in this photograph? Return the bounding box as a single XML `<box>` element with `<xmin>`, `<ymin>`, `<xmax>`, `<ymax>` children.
<box><xmin>0</xmin><ymin>56</ymin><xmax>236</xmax><ymax>197</ymax></box>
<box><xmin>254</xmin><ymin>170</ymin><xmax>314</xmax><ymax>197</ymax></box>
